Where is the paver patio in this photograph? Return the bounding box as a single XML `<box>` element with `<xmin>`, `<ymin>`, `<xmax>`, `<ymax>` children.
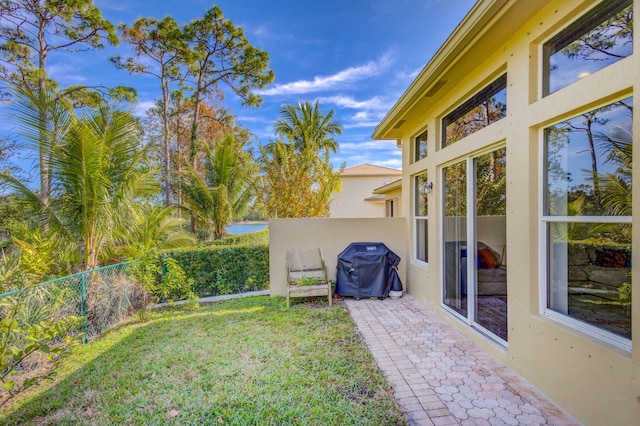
<box><xmin>344</xmin><ymin>294</ymin><xmax>582</xmax><ymax>426</ymax></box>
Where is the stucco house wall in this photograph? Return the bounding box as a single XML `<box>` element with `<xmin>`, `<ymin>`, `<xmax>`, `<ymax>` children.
<box><xmin>372</xmin><ymin>0</ymin><xmax>640</xmax><ymax>424</ymax></box>
<box><xmin>330</xmin><ymin>164</ymin><xmax>401</xmax><ymax>218</ymax></box>
<box><xmin>374</xmin><ymin>179</ymin><xmax>403</xmax><ymax>217</ymax></box>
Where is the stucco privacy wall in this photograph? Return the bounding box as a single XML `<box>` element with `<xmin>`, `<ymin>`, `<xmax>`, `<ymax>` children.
<box><xmin>269</xmin><ymin>218</ymin><xmax>406</xmax><ymax>297</ymax></box>
<box><xmin>373</xmin><ymin>0</ymin><xmax>640</xmax><ymax>424</ymax></box>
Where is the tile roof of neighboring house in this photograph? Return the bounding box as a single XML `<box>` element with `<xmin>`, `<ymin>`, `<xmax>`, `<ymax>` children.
<box><xmin>340</xmin><ymin>163</ymin><xmax>402</xmax><ymax>177</ymax></box>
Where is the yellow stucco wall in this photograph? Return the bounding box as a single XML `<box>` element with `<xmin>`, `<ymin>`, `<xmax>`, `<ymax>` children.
<box><xmin>269</xmin><ymin>218</ymin><xmax>407</xmax><ymax>297</ymax></box>
<box><xmin>330</xmin><ymin>175</ymin><xmax>394</xmax><ymax>218</ymax></box>
<box><xmin>384</xmin><ymin>0</ymin><xmax>640</xmax><ymax>424</ymax></box>
<box><xmin>382</xmin><ymin>187</ymin><xmax>403</xmax><ymax>217</ymax></box>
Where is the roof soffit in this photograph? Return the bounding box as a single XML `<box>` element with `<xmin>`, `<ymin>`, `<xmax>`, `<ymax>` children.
<box><xmin>373</xmin><ymin>0</ymin><xmax>551</xmax><ymax>140</ymax></box>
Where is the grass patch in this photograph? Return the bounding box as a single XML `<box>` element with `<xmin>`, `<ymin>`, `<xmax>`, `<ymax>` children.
<box><xmin>1</xmin><ymin>296</ymin><xmax>406</xmax><ymax>425</ymax></box>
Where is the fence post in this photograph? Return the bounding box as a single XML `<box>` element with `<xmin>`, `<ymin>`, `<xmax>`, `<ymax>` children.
<box><xmin>80</xmin><ymin>273</ymin><xmax>88</xmax><ymax>343</ymax></box>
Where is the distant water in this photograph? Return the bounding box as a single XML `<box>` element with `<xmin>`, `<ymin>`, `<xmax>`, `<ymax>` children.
<box><xmin>225</xmin><ymin>222</ymin><xmax>268</xmax><ymax>235</ymax></box>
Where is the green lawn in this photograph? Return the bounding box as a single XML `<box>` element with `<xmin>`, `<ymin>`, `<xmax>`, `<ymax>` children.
<box><xmin>1</xmin><ymin>296</ymin><xmax>407</xmax><ymax>425</ymax></box>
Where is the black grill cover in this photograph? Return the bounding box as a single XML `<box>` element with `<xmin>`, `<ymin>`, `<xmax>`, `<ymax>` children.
<box><xmin>336</xmin><ymin>242</ymin><xmax>401</xmax><ymax>298</ymax></box>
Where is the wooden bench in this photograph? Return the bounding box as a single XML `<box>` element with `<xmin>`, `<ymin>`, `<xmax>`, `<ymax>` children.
<box><xmin>286</xmin><ymin>248</ymin><xmax>332</xmax><ymax>309</ymax></box>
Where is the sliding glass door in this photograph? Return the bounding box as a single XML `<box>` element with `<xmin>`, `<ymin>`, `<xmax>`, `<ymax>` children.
<box><xmin>443</xmin><ymin>161</ymin><xmax>467</xmax><ymax>317</ymax></box>
<box><xmin>442</xmin><ymin>147</ymin><xmax>508</xmax><ymax>343</ymax></box>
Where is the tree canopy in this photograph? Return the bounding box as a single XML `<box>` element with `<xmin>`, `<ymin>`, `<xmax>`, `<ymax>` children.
<box><xmin>258</xmin><ymin>101</ymin><xmax>343</xmax><ymax>218</ymax></box>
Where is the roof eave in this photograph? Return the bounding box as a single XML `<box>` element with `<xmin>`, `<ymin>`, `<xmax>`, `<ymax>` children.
<box><xmin>372</xmin><ymin>0</ymin><xmax>510</xmax><ymax>141</ymax></box>
<box><xmin>373</xmin><ymin>178</ymin><xmax>402</xmax><ymax>194</ymax></box>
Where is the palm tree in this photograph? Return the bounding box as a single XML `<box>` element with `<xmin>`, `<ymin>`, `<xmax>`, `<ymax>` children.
<box><xmin>273</xmin><ymin>100</ymin><xmax>342</xmax><ymax>158</ymax></box>
<box><xmin>112</xmin><ymin>206</ymin><xmax>196</xmax><ymax>260</ymax></box>
<box><xmin>52</xmin><ymin>106</ymin><xmax>160</xmax><ymax>269</ymax></box>
<box><xmin>586</xmin><ymin>111</ymin><xmax>632</xmax><ymax>243</ymax></box>
<box><xmin>597</xmin><ymin>120</ymin><xmax>632</xmax><ymax>217</ymax></box>
<box><xmin>3</xmin><ymin>90</ymin><xmax>160</xmax><ymax>270</ymax></box>
<box><xmin>180</xmin><ymin>133</ymin><xmax>256</xmax><ymax>238</ymax></box>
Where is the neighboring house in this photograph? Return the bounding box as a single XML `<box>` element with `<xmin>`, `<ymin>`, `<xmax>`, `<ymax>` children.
<box><xmin>371</xmin><ymin>0</ymin><xmax>637</xmax><ymax>424</ymax></box>
<box><xmin>329</xmin><ymin>164</ymin><xmax>401</xmax><ymax>218</ymax></box>
<box><xmin>373</xmin><ymin>178</ymin><xmax>402</xmax><ymax>217</ymax></box>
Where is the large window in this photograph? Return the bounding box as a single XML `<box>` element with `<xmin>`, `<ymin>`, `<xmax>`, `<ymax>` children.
<box><xmin>543</xmin><ymin>97</ymin><xmax>632</xmax><ymax>348</ymax></box>
<box><xmin>414</xmin><ymin>129</ymin><xmax>428</xmax><ymax>163</ymax></box>
<box><xmin>543</xmin><ymin>0</ymin><xmax>633</xmax><ymax>96</ymax></box>
<box><xmin>414</xmin><ymin>172</ymin><xmax>429</xmax><ymax>264</ymax></box>
<box><xmin>442</xmin><ymin>74</ymin><xmax>507</xmax><ymax>147</ymax></box>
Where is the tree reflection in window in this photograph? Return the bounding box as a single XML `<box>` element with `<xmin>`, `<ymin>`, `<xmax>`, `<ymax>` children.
<box><xmin>442</xmin><ymin>75</ymin><xmax>507</xmax><ymax>147</ymax></box>
<box><xmin>414</xmin><ymin>130</ymin><xmax>428</xmax><ymax>162</ymax></box>
<box><xmin>414</xmin><ymin>172</ymin><xmax>429</xmax><ymax>263</ymax></box>
<box><xmin>476</xmin><ymin>148</ymin><xmax>506</xmax><ymax>217</ymax></box>
<box><xmin>415</xmin><ymin>172</ymin><xmax>429</xmax><ymax>217</ymax></box>
<box><xmin>544</xmin><ymin>97</ymin><xmax>633</xmax><ymax>341</ymax></box>
<box><xmin>545</xmin><ymin>97</ymin><xmax>632</xmax><ymax>221</ymax></box>
<box><xmin>544</xmin><ymin>0</ymin><xmax>633</xmax><ymax>95</ymax></box>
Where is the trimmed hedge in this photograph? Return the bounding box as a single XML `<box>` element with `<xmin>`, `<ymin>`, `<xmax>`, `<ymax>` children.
<box><xmin>164</xmin><ymin>231</ymin><xmax>269</xmax><ymax>297</ymax></box>
<box><xmin>207</xmin><ymin>229</ymin><xmax>269</xmax><ymax>246</ymax></box>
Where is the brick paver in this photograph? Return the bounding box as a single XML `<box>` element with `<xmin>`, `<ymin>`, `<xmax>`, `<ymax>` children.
<box><xmin>345</xmin><ymin>295</ymin><xmax>581</xmax><ymax>426</ymax></box>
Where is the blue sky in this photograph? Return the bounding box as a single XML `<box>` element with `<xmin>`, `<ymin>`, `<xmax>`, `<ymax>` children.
<box><xmin>9</xmin><ymin>0</ymin><xmax>476</xmax><ymax>172</ymax></box>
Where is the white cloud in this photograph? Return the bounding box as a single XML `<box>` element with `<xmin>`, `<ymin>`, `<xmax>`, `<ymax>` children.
<box><xmin>260</xmin><ymin>53</ymin><xmax>392</xmax><ymax>96</ymax></box>
<box><xmin>133</xmin><ymin>100</ymin><xmax>156</xmax><ymax>117</ymax></box>
<box><xmin>340</xmin><ymin>140</ymin><xmax>398</xmax><ymax>151</ymax></box>
<box><xmin>397</xmin><ymin>66</ymin><xmax>422</xmax><ymax>82</ymax></box>
<box><xmin>373</xmin><ymin>158</ymin><xmax>402</xmax><ymax>168</ymax></box>
<box><xmin>319</xmin><ymin>94</ymin><xmax>393</xmax><ymax>129</ymax></box>
<box><xmin>319</xmin><ymin>95</ymin><xmax>390</xmax><ymax>111</ymax></box>
<box><xmin>236</xmin><ymin>114</ymin><xmax>270</xmax><ymax>124</ymax></box>
<box><xmin>47</xmin><ymin>64</ymin><xmax>86</xmax><ymax>83</ymax></box>
<box><xmin>333</xmin><ymin>138</ymin><xmax>401</xmax><ymax>169</ymax></box>
<box><xmin>343</xmin><ymin>120</ymin><xmax>382</xmax><ymax>129</ymax></box>
<box><xmin>334</xmin><ymin>152</ymin><xmax>401</xmax><ymax>170</ymax></box>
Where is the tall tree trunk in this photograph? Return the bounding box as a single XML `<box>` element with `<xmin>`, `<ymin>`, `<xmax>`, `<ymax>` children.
<box><xmin>189</xmin><ymin>78</ymin><xmax>204</xmax><ymax>234</ymax></box>
<box><xmin>584</xmin><ymin>115</ymin><xmax>601</xmax><ymax>208</ymax></box>
<box><xmin>175</xmin><ymin>115</ymin><xmax>183</xmax><ymax>220</ymax></box>
<box><xmin>38</xmin><ymin>18</ymin><xmax>50</xmax><ymax>227</ymax></box>
<box><xmin>482</xmin><ymin>101</ymin><xmax>497</xmax><ymax>183</ymax></box>
<box><xmin>86</xmin><ymin>237</ymin><xmax>97</xmax><ymax>271</ymax></box>
<box><xmin>162</xmin><ymin>79</ymin><xmax>171</xmax><ymax>207</ymax></box>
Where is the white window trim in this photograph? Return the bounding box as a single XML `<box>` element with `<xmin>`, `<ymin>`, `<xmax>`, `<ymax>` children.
<box><xmin>414</xmin><ymin>217</ymin><xmax>428</xmax><ymax>268</ymax></box>
<box><xmin>413</xmin><ymin>172</ymin><xmax>429</xmax><ymax>268</ymax></box>
<box><xmin>538</xmin><ymin>130</ymin><xmax>633</xmax><ymax>352</ymax></box>
<box><xmin>413</xmin><ymin>129</ymin><xmax>428</xmax><ymax>164</ymax></box>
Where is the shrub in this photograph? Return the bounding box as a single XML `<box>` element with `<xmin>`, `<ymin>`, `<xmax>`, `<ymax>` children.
<box><xmin>164</xmin><ymin>242</ymin><xmax>269</xmax><ymax>297</ymax></box>
<box><xmin>202</xmin><ymin>229</ymin><xmax>269</xmax><ymax>247</ymax></box>
<box><xmin>0</xmin><ymin>293</ymin><xmax>83</xmax><ymax>408</ymax></box>
<box><xmin>159</xmin><ymin>256</ymin><xmax>196</xmax><ymax>302</ymax></box>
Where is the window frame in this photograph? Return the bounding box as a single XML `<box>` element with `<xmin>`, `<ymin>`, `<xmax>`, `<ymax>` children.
<box><xmin>542</xmin><ymin>0</ymin><xmax>633</xmax><ymax>96</ymax></box>
<box><xmin>414</xmin><ymin>172</ymin><xmax>429</xmax><ymax>267</ymax></box>
<box><xmin>539</xmin><ymin>97</ymin><xmax>633</xmax><ymax>351</ymax></box>
<box><xmin>441</xmin><ymin>74</ymin><xmax>507</xmax><ymax>148</ymax></box>
<box><xmin>413</xmin><ymin>129</ymin><xmax>428</xmax><ymax>163</ymax></box>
